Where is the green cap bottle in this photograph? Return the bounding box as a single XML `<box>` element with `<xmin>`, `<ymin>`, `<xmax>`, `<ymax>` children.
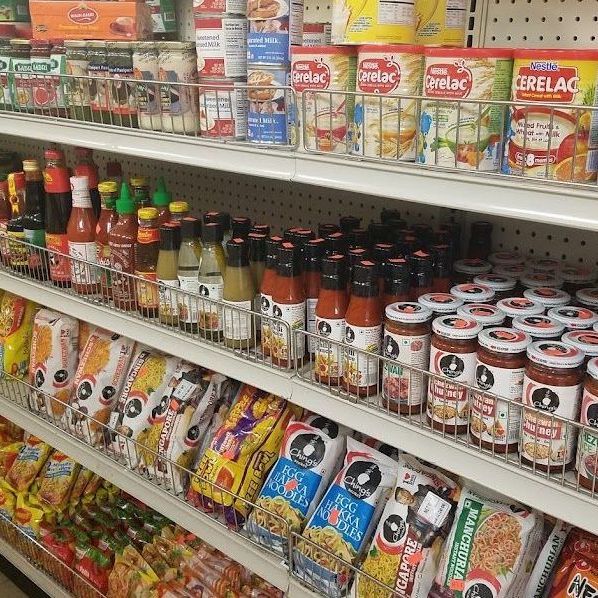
<box><xmin>152</xmin><ymin>177</ymin><xmax>171</xmax><ymax>207</ymax></box>
<box><xmin>116</xmin><ymin>182</ymin><xmax>136</xmax><ymax>215</ymax></box>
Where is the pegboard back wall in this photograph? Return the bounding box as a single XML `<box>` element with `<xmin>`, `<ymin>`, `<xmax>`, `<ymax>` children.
<box><xmin>3</xmin><ymin>135</ymin><xmax>598</xmax><ymax>267</ymax></box>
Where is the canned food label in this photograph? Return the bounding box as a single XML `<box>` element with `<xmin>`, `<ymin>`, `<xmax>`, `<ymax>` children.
<box><xmin>68</xmin><ymin>241</ymin><xmax>99</xmax><ymax>286</ymax></box>
<box><xmin>199</xmin><ymin>84</ymin><xmax>247</xmax><ymax>139</ymax></box>
<box><xmin>261</xmin><ymin>292</ymin><xmax>273</xmax><ymax>351</ymax></box>
<box><xmin>415</xmin><ymin>0</ymin><xmax>466</xmax><ymax>46</ymax></box>
<box><xmin>248</xmin><ymin>67</ymin><xmax>289</xmax><ymax>144</ymax></box>
<box><xmin>314</xmin><ymin>316</ymin><xmax>345</xmax><ymax>378</ymax></box>
<box><xmin>193</xmin><ymin>0</ymin><xmax>247</xmax><ymax>15</ymax></box>
<box><xmin>178</xmin><ymin>276</ymin><xmax>200</xmax><ymax>324</ymax></box>
<box><xmin>196</xmin><ymin>18</ymin><xmax>247</xmax><ymax>78</ymax></box>
<box><xmin>343</xmin><ymin>323</ymin><xmax>381</xmax><ymax>388</ymax></box>
<box><xmin>303</xmin><ymin>23</ymin><xmax>332</xmax><ymax>47</ymax></box>
<box><xmin>578</xmin><ymin>388</ymin><xmax>598</xmax><ymax>481</ymax></box>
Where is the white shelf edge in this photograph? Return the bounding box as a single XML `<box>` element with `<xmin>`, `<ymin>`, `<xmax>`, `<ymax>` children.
<box><xmin>0</xmin><ymin>535</ymin><xmax>71</xmax><ymax>598</ymax></box>
<box><xmin>0</xmin><ymin>393</ymin><xmax>294</xmax><ymax>594</ymax></box>
<box><xmin>0</xmin><ymin>272</ymin><xmax>294</xmax><ymax>400</ymax></box>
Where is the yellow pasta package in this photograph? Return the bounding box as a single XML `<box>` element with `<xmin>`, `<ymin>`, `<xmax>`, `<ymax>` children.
<box><xmin>0</xmin><ymin>481</ymin><xmax>16</xmax><ymax>543</ymax></box>
<box><xmin>37</xmin><ymin>451</ymin><xmax>80</xmax><ymax>510</ymax></box>
<box><xmin>14</xmin><ymin>491</ymin><xmax>44</xmax><ymax>538</ymax></box>
<box><xmin>29</xmin><ymin>309</ymin><xmax>79</xmax><ymax>418</ymax></box>
<box><xmin>0</xmin><ymin>293</ymin><xmax>36</xmax><ymax>379</ymax></box>
<box><xmin>81</xmin><ymin>473</ymin><xmax>104</xmax><ymax>505</ymax></box>
<box><xmin>188</xmin><ymin>384</ymin><xmax>299</xmax><ymax>527</ymax></box>
<box><xmin>68</xmin><ymin>329</ymin><xmax>136</xmax><ymax>446</ymax></box>
<box><xmin>6</xmin><ymin>435</ymin><xmax>52</xmax><ymax>493</ymax></box>
<box><xmin>0</xmin><ymin>441</ymin><xmax>24</xmax><ymax>477</ymax></box>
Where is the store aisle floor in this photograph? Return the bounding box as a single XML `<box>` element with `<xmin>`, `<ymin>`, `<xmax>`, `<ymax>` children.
<box><xmin>0</xmin><ymin>573</ymin><xmax>28</xmax><ymax>597</ymax></box>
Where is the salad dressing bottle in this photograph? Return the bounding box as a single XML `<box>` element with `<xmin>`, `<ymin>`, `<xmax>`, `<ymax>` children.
<box><xmin>157</xmin><ymin>223</ymin><xmax>181</xmax><ymax>326</ymax></box>
<box><xmin>178</xmin><ymin>217</ymin><xmax>202</xmax><ymax>333</ymax></box>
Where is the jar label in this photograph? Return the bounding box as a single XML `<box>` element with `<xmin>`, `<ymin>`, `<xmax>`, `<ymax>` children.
<box><xmin>306</xmin><ymin>297</ymin><xmax>318</xmax><ymax>353</ymax></box>
<box><xmin>158</xmin><ymin>278</ymin><xmax>180</xmax><ymax>318</ymax></box>
<box><xmin>260</xmin><ymin>292</ymin><xmax>273</xmax><ymax>351</ymax></box>
<box><xmin>223</xmin><ymin>299</ymin><xmax>252</xmax><ymax>341</ymax></box>
<box><xmin>314</xmin><ymin>316</ymin><xmax>345</xmax><ymax>379</ymax></box>
<box><xmin>96</xmin><ymin>242</ymin><xmax>111</xmax><ymax>289</ymax></box>
<box><xmin>199</xmin><ymin>281</ymin><xmax>224</xmax><ymax>332</ymax></box>
<box><xmin>110</xmin><ymin>242</ymin><xmax>136</xmax><ymax>304</ymax></box>
<box><xmin>135</xmin><ymin>271</ymin><xmax>158</xmax><ymax>310</ymax></box>
<box><xmin>577</xmin><ymin>389</ymin><xmax>598</xmax><ymax>481</ymax></box>
<box><xmin>68</xmin><ymin>241</ymin><xmax>99</xmax><ymax>286</ymax></box>
<box><xmin>520</xmin><ymin>376</ymin><xmax>582</xmax><ymax>467</ymax></box>
<box><xmin>427</xmin><ymin>347</ymin><xmax>477</xmax><ymax>427</ymax></box>
<box><xmin>343</xmin><ymin>323</ymin><xmax>382</xmax><ymax>389</ymax></box>
<box><xmin>471</xmin><ymin>361</ymin><xmax>525</xmax><ymax>446</ymax></box>
<box><xmin>46</xmin><ymin>233</ymin><xmax>71</xmax><ymax>282</ymax></box>
<box><xmin>178</xmin><ymin>275</ymin><xmax>200</xmax><ymax>324</ymax></box>
<box><xmin>271</xmin><ymin>301</ymin><xmax>306</xmax><ymax>361</ymax></box>
<box><xmin>382</xmin><ymin>330</ymin><xmax>430</xmax><ymax>408</ymax></box>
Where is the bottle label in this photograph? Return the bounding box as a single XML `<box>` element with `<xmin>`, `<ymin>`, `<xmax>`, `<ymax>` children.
<box><xmin>110</xmin><ymin>242</ymin><xmax>136</xmax><ymax>303</ymax></box>
<box><xmin>135</xmin><ymin>271</ymin><xmax>158</xmax><ymax>309</ymax></box>
<box><xmin>314</xmin><ymin>316</ymin><xmax>345</xmax><ymax>378</ymax></box>
<box><xmin>158</xmin><ymin>279</ymin><xmax>180</xmax><ymax>318</ymax></box>
<box><xmin>68</xmin><ymin>241</ymin><xmax>99</xmax><ymax>285</ymax></box>
<box><xmin>382</xmin><ymin>331</ymin><xmax>430</xmax><ymax>409</ymax></box>
<box><xmin>271</xmin><ymin>301</ymin><xmax>306</xmax><ymax>361</ymax></box>
<box><xmin>427</xmin><ymin>346</ymin><xmax>477</xmax><ymax>427</ymax></box>
<box><xmin>7</xmin><ymin>230</ymin><xmax>27</xmax><ymax>267</ymax></box>
<box><xmin>520</xmin><ymin>376</ymin><xmax>582</xmax><ymax>467</ymax></box>
<box><xmin>178</xmin><ymin>275</ymin><xmax>199</xmax><ymax>324</ymax></box>
<box><xmin>199</xmin><ymin>281</ymin><xmax>223</xmax><ymax>332</ymax></box>
<box><xmin>96</xmin><ymin>242</ymin><xmax>111</xmax><ymax>289</ymax></box>
<box><xmin>45</xmin><ymin>233</ymin><xmax>71</xmax><ymax>282</ymax></box>
<box><xmin>471</xmin><ymin>362</ymin><xmax>525</xmax><ymax>446</ymax></box>
<box><xmin>260</xmin><ymin>292</ymin><xmax>273</xmax><ymax>351</ymax></box>
<box><xmin>578</xmin><ymin>388</ymin><xmax>598</xmax><ymax>481</ymax></box>
<box><xmin>138</xmin><ymin>228</ymin><xmax>159</xmax><ymax>244</ymax></box>
<box><xmin>43</xmin><ymin>167</ymin><xmax>71</xmax><ymax>194</ymax></box>
<box><xmin>24</xmin><ymin>228</ymin><xmax>46</xmax><ymax>270</ymax></box>
<box><xmin>343</xmin><ymin>323</ymin><xmax>382</xmax><ymax>388</ymax></box>
<box><xmin>223</xmin><ymin>299</ymin><xmax>252</xmax><ymax>341</ymax></box>
<box><xmin>306</xmin><ymin>297</ymin><xmax>318</xmax><ymax>354</ymax></box>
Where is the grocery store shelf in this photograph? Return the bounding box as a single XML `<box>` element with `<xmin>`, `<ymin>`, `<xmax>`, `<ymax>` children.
<box><xmin>0</xmin><ymin>392</ymin><xmax>293</xmax><ymax>594</ymax></box>
<box><xmin>0</xmin><ymin>270</ymin><xmax>294</xmax><ymax>400</ymax></box>
<box><xmin>0</xmin><ymin>536</ymin><xmax>71</xmax><ymax>598</ymax></box>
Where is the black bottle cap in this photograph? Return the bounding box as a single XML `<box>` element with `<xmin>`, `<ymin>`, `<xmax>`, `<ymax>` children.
<box><xmin>277</xmin><ymin>242</ymin><xmax>302</xmax><ymax>275</ymax></box>
<box><xmin>226</xmin><ymin>237</ymin><xmax>249</xmax><ymax>266</ymax></box>
<box><xmin>349</xmin><ymin>227</ymin><xmax>368</xmax><ymax>248</ymax></box>
<box><xmin>181</xmin><ymin>216</ymin><xmax>201</xmax><ymax>240</ymax></box>
<box><xmin>202</xmin><ymin>221</ymin><xmax>223</xmax><ymax>243</ymax></box>
<box><xmin>410</xmin><ymin>250</ymin><xmax>433</xmax><ymax>271</ymax></box>
<box><xmin>248</xmin><ymin>232</ymin><xmax>266</xmax><ymax>262</ymax></box>
<box><xmin>251</xmin><ymin>223</ymin><xmax>270</xmax><ymax>236</ymax></box>
<box><xmin>318</xmin><ymin>223</ymin><xmax>340</xmax><ymax>238</ymax></box>
<box><xmin>385</xmin><ymin>257</ymin><xmax>409</xmax><ymax>279</ymax></box>
<box><xmin>368</xmin><ymin>222</ymin><xmax>390</xmax><ymax>245</ymax></box>
<box><xmin>159</xmin><ymin>223</ymin><xmax>181</xmax><ymax>251</ymax></box>
<box><xmin>304</xmin><ymin>238</ymin><xmax>325</xmax><ymax>271</ymax></box>
<box><xmin>325</xmin><ymin>231</ymin><xmax>347</xmax><ymax>255</ymax></box>
<box><xmin>232</xmin><ymin>216</ymin><xmax>252</xmax><ymax>239</ymax></box>
<box><xmin>372</xmin><ymin>243</ymin><xmax>397</xmax><ymax>266</ymax></box>
<box><xmin>340</xmin><ymin>215</ymin><xmax>361</xmax><ymax>233</ymax></box>
<box><xmin>204</xmin><ymin>210</ymin><xmax>231</xmax><ymax>232</ymax></box>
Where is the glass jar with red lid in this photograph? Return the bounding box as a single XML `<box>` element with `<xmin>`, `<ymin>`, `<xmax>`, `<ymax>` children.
<box><xmin>576</xmin><ymin>357</ymin><xmax>598</xmax><ymax>491</ymax></box>
<box><xmin>562</xmin><ymin>331</ymin><xmax>598</xmax><ymax>363</ymax></box>
<box><xmin>457</xmin><ymin>303</ymin><xmax>505</xmax><ymax>328</ymax></box>
<box><xmin>418</xmin><ymin>293</ymin><xmax>463</xmax><ymax>317</ymax></box>
<box><xmin>512</xmin><ymin>315</ymin><xmax>565</xmax><ymax>341</ymax></box>
<box><xmin>547</xmin><ymin>306</ymin><xmax>598</xmax><ymax>331</ymax></box>
<box><xmin>453</xmin><ymin>258</ymin><xmax>492</xmax><ymax>284</ymax></box>
<box><xmin>450</xmin><ymin>283</ymin><xmax>495</xmax><ymax>304</ymax></box>
<box><xmin>576</xmin><ymin>288</ymin><xmax>598</xmax><ymax>310</ymax></box>
<box><xmin>496</xmin><ymin>297</ymin><xmax>544</xmax><ymax>326</ymax></box>
<box><xmin>523</xmin><ymin>287</ymin><xmax>570</xmax><ymax>310</ymax></box>
<box><xmin>427</xmin><ymin>314</ymin><xmax>482</xmax><ymax>434</ymax></box>
<box><xmin>488</xmin><ymin>251</ymin><xmax>525</xmax><ymax>268</ymax></box>
<box><xmin>471</xmin><ymin>327</ymin><xmax>531</xmax><ymax>453</ymax></box>
<box><xmin>520</xmin><ymin>341</ymin><xmax>584</xmax><ymax>472</ymax></box>
<box><xmin>521</xmin><ymin>272</ymin><xmax>564</xmax><ymax>290</ymax></box>
<box><xmin>474</xmin><ymin>273</ymin><xmax>516</xmax><ymax>301</ymax></box>
<box><xmin>382</xmin><ymin>301</ymin><xmax>433</xmax><ymax>415</ymax></box>
<box><xmin>560</xmin><ymin>265</ymin><xmax>596</xmax><ymax>296</ymax></box>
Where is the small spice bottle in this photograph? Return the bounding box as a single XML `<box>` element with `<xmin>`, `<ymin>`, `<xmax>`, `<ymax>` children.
<box><xmin>520</xmin><ymin>341</ymin><xmax>584</xmax><ymax>472</ymax></box>
<box><xmin>474</xmin><ymin>274</ymin><xmax>516</xmax><ymax>301</ymax></box>
<box><xmin>453</xmin><ymin>258</ymin><xmax>492</xmax><ymax>284</ymax></box>
<box><xmin>382</xmin><ymin>302</ymin><xmax>433</xmax><ymax>415</ymax></box>
<box><xmin>427</xmin><ymin>314</ymin><xmax>482</xmax><ymax>434</ymax></box>
<box><xmin>418</xmin><ymin>293</ymin><xmax>463</xmax><ymax>317</ymax></box>
<box><xmin>471</xmin><ymin>327</ymin><xmax>531</xmax><ymax>453</ymax></box>
<box><xmin>576</xmin><ymin>356</ymin><xmax>598</xmax><ymax>491</ymax></box>
<box><xmin>457</xmin><ymin>303</ymin><xmax>505</xmax><ymax>328</ymax></box>
<box><xmin>512</xmin><ymin>315</ymin><xmax>565</xmax><ymax>341</ymax></box>
<box><xmin>562</xmin><ymin>331</ymin><xmax>598</xmax><ymax>363</ymax></box>
<box><xmin>576</xmin><ymin>288</ymin><xmax>598</xmax><ymax>310</ymax></box>
<box><xmin>450</xmin><ymin>283</ymin><xmax>495</xmax><ymax>304</ymax></box>
<box><xmin>496</xmin><ymin>297</ymin><xmax>544</xmax><ymax>326</ymax></box>
<box><xmin>560</xmin><ymin>265</ymin><xmax>597</xmax><ymax>297</ymax></box>
<box><xmin>547</xmin><ymin>306</ymin><xmax>598</xmax><ymax>331</ymax></box>
<box><xmin>523</xmin><ymin>287</ymin><xmax>570</xmax><ymax>310</ymax></box>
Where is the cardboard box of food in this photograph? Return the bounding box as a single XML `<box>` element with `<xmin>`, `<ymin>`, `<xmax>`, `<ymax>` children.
<box><xmin>30</xmin><ymin>0</ymin><xmax>153</xmax><ymax>40</ymax></box>
<box><xmin>0</xmin><ymin>0</ymin><xmax>29</xmax><ymax>22</ymax></box>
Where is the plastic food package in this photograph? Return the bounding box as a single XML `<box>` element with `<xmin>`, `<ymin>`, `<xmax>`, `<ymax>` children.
<box><xmin>0</xmin><ymin>441</ymin><xmax>24</xmax><ymax>477</ymax></box>
<box><xmin>67</xmin><ymin>467</ymin><xmax>94</xmax><ymax>511</ymax></box>
<box><xmin>37</xmin><ymin>451</ymin><xmax>80</xmax><ymax>510</ymax></box>
<box><xmin>5</xmin><ymin>435</ymin><xmax>52</xmax><ymax>493</ymax></box>
<box><xmin>67</xmin><ymin>329</ymin><xmax>136</xmax><ymax>446</ymax></box>
<box><xmin>0</xmin><ymin>293</ymin><xmax>36</xmax><ymax>379</ymax></box>
<box><xmin>293</xmin><ymin>438</ymin><xmax>397</xmax><ymax>597</ymax></box>
<box><xmin>246</xmin><ymin>414</ymin><xmax>347</xmax><ymax>554</ymax></box>
<box><xmin>74</xmin><ymin>545</ymin><xmax>113</xmax><ymax>597</ymax></box>
<box><xmin>14</xmin><ymin>491</ymin><xmax>44</xmax><ymax>538</ymax></box>
<box><xmin>430</xmin><ymin>485</ymin><xmax>543</xmax><ymax>598</ymax></box>
<box><xmin>357</xmin><ymin>454</ymin><xmax>459</xmax><ymax>598</ymax></box>
<box><xmin>0</xmin><ymin>416</ymin><xmax>24</xmax><ymax>445</ymax></box>
<box><xmin>28</xmin><ymin>309</ymin><xmax>79</xmax><ymax>418</ymax></box>
<box><xmin>108</xmin><ymin>347</ymin><xmax>180</xmax><ymax>469</ymax></box>
<box><xmin>188</xmin><ymin>384</ymin><xmax>299</xmax><ymax>526</ymax></box>
<box><xmin>107</xmin><ymin>545</ymin><xmax>159</xmax><ymax>597</ymax></box>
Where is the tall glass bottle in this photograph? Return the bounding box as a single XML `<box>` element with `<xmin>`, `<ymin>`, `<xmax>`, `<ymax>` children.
<box><xmin>135</xmin><ymin>207</ymin><xmax>160</xmax><ymax>319</ymax></box>
<box><xmin>157</xmin><ymin>223</ymin><xmax>181</xmax><ymax>326</ymax></box>
<box><xmin>74</xmin><ymin>147</ymin><xmax>101</xmax><ymax>218</ymax></box>
<box><xmin>260</xmin><ymin>235</ymin><xmax>282</xmax><ymax>357</ymax></box>
<box><xmin>0</xmin><ymin>179</ymin><xmax>10</xmax><ymax>266</ymax></box>
<box><xmin>304</xmin><ymin>238</ymin><xmax>324</xmax><ymax>358</ymax></box>
<box><xmin>22</xmin><ymin>159</ymin><xmax>47</xmax><ymax>279</ymax></box>
<box><xmin>96</xmin><ymin>181</ymin><xmax>119</xmax><ymax>299</ymax></box>
<box><xmin>178</xmin><ymin>216</ymin><xmax>202</xmax><ymax>333</ymax></box>
<box><xmin>248</xmin><ymin>232</ymin><xmax>266</xmax><ymax>314</ymax></box>
<box><xmin>6</xmin><ymin>171</ymin><xmax>26</xmax><ymax>272</ymax></box>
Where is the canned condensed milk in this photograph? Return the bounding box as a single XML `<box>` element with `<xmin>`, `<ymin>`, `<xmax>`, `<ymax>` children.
<box><xmin>199</xmin><ymin>79</ymin><xmax>247</xmax><ymax>140</ymax></box>
<box><xmin>193</xmin><ymin>0</ymin><xmax>246</xmax><ymax>15</ymax></box>
<box><xmin>353</xmin><ymin>44</ymin><xmax>423</xmax><ymax>160</ymax></box>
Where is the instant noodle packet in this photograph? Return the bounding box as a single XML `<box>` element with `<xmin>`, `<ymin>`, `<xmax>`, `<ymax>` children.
<box><xmin>29</xmin><ymin>309</ymin><xmax>79</xmax><ymax>418</ymax></box>
<box><xmin>68</xmin><ymin>467</ymin><xmax>94</xmax><ymax>511</ymax></box>
<box><xmin>108</xmin><ymin>544</ymin><xmax>159</xmax><ymax>597</ymax></box>
<box><xmin>0</xmin><ymin>416</ymin><xmax>24</xmax><ymax>445</ymax></box>
<box><xmin>68</xmin><ymin>329</ymin><xmax>136</xmax><ymax>446</ymax></box>
<box><xmin>0</xmin><ymin>293</ymin><xmax>36</xmax><ymax>379</ymax></box>
<box><xmin>14</xmin><ymin>491</ymin><xmax>45</xmax><ymax>538</ymax></box>
<box><xmin>294</xmin><ymin>438</ymin><xmax>397</xmax><ymax>597</ymax></box>
<box><xmin>188</xmin><ymin>384</ymin><xmax>299</xmax><ymax>526</ymax></box>
<box><xmin>37</xmin><ymin>451</ymin><xmax>81</xmax><ymax>511</ymax></box>
<box><xmin>6</xmin><ymin>435</ymin><xmax>51</xmax><ymax>492</ymax></box>
<box><xmin>357</xmin><ymin>454</ymin><xmax>459</xmax><ymax>598</ymax></box>
<box><xmin>246</xmin><ymin>414</ymin><xmax>347</xmax><ymax>555</ymax></box>
<box><xmin>0</xmin><ymin>441</ymin><xmax>24</xmax><ymax>477</ymax></box>
<box><xmin>0</xmin><ymin>480</ymin><xmax>16</xmax><ymax>541</ymax></box>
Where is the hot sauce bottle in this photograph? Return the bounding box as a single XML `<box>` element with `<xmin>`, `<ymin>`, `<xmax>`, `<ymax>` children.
<box><xmin>432</xmin><ymin>244</ymin><xmax>452</xmax><ymax>292</ymax></box>
<box><xmin>96</xmin><ymin>181</ymin><xmax>119</xmax><ymax>299</ymax></box>
<box><xmin>314</xmin><ymin>254</ymin><xmax>348</xmax><ymax>386</ymax></box>
<box><xmin>135</xmin><ymin>207</ymin><xmax>160</xmax><ymax>319</ymax></box>
<box><xmin>343</xmin><ymin>260</ymin><xmax>382</xmax><ymax>397</ymax></box>
<box><xmin>272</xmin><ymin>242</ymin><xmax>306</xmax><ymax>368</ymax></box>
<box><xmin>260</xmin><ymin>236</ymin><xmax>282</xmax><ymax>358</ymax></box>
<box><xmin>383</xmin><ymin>258</ymin><xmax>410</xmax><ymax>307</ymax></box>
<box><xmin>304</xmin><ymin>238</ymin><xmax>325</xmax><ymax>358</ymax></box>
<box><xmin>6</xmin><ymin>171</ymin><xmax>26</xmax><ymax>273</ymax></box>
<box><xmin>410</xmin><ymin>250</ymin><xmax>434</xmax><ymax>300</ymax></box>
<box><xmin>74</xmin><ymin>147</ymin><xmax>101</xmax><ymax>218</ymax></box>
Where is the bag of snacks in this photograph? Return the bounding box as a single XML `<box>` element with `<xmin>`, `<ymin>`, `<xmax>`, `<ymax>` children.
<box><xmin>75</xmin><ymin>545</ymin><xmax>113</xmax><ymax>596</ymax></box>
<box><xmin>188</xmin><ymin>384</ymin><xmax>299</xmax><ymax>526</ymax></box>
<box><xmin>29</xmin><ymin>309</ymin><xmax>79</xmax><ymax>418</ymax></box>
<box><xmin>68</xmin><ymin>329</ymin><xmax>136</xmax><ymax>446</ymax></box>
<box><xmin>430</xmin><ymin>485</ymin><xmax>543</xmax><ymax>598</ymax></box>
<box><xmin>108</xmin><ymin>347</ymin><xmax>180</xmax><ymax>469</ymax></box>
<box><xmin>41</xmin><ymin>527</ymin><xmax>76</xmax><ymax>590</ymax></box>
<box><xmin>0</xmin><ymin>293</ymin><xmax>36</xmax><ymax>379</ymax></box>
<box><xmin>108</xmin><ymin>545</ymin><xmax>159</xmax><ymax>597</ymax></box>
<box><xmin>6</xmin><ymin>435</ymin><xmax>52</xmax><ymax>492</ymax></box>
<box><xmin>37</xmin><ymin>451</ymin><xmax>81</xmax><ymax>511</ymax></box>
<box><xmin>294</xmin><ymin>438</ymin><xmax>397</xmax><ymax>597</ymax></box>
<box><xmin>357</xmin><ymin>454</ymin><xmax>459</xmax><ymax>598</ymax></box>
<box><xmin>246</xmin><ymin>415</ymin><xmax>347</xmax><ymax>555</ymax></box>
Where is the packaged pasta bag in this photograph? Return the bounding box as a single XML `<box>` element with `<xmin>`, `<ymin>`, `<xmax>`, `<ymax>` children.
<box><xmin>430</xmin><ymin>485</ymin><xmax>543</xmax><ymax>598</ymax></box>
<box><xmin>188</xmin><ymin>384</ymin><xmax>299</xmax><ymax>527</ymax></box>
<box><xmin>547</xmin><ymin>527</ymin><xmax>598</xmax><ymax>597</ymax></box>
<box><xmin>108</xmin><ymin>346</ymin><xmax>180</xmax><ymax>469</ymax></box>
<box><xmin>37</xmin><ymin>451</ymin><xmax>81</xmax><ymax>511</ymax></box>
<box><xmin>6</xmin><ymin>435</ymin><xmax>52</xmax><ymax>493</ymax></box>
<box><xmin>246</xmin><ymin>415</ymin><xmax>348</xmax><ymax>555</ymax></box>
<box><xmin>28</xmin><ymin>309</ymin><xmax>79</xmax><ymax>418</ymax></box>
<box><xmin>356</xmin><ymin>454</ymin><xmax>459</xmax><ymax>598</ymax></box>
<box><xmin>68</xmin><ymin>329</ymin><xmax>136</xmax><ymax>446</ymax></box>
<box><xmin>293</xmin><ymin>438</ymin><xmax>397</xmax><ymax>597</ymax></box>
<box><xmin>14</xmin><ymin>491</ymin><xmax>45</xmax><ymax>538</ymax></box>
<box><xmin>0</xmin><ymin>293</ymin><xmax>36</xmax><ymax>379</ymax></box>
<box><xmin>524</xmin><ymin>518</ymin><xmax>570</xmax><ymax>598</ymax></box>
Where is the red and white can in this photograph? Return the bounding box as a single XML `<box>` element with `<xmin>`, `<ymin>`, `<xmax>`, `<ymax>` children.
<box><xmin>302</xmin><ymin>22</ymin><xmax>332</xmax><ymax>47</ymax></box>
<box><xmin>193</xmin><ymin>0</ymin><xmax>246</xmax><ymax>15</ymax></box>
<box><xmin>195</xmin><ymin>15</ymin><xmax>247</xmax><ymax>79</ymax></box>
<box><xmin>199</xmin><ymin>78</ymin><xmax>247</xmax><ymax>139</ymax></box>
